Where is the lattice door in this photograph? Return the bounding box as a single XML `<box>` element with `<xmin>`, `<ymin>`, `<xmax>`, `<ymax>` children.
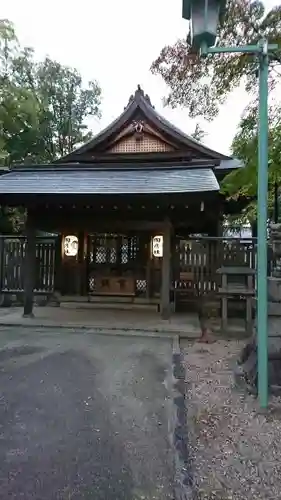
<box><xmin>87</xmin><ymin>233</ymin><xmax>145</xmax><ymax>294</ymax></box>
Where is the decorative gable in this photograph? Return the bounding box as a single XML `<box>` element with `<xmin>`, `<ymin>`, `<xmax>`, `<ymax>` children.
<box><xmin>107</xmin><ymin>133</ymin><xmax>175</xmax><ymax>153</ymax></box>
<box><xmin>105</xmin><ymin>120</ymin><xmax>176</xmax><ymax>154</ymax></box>
<box><xmin>56</xmin><ymin>86</ymin><xmax>229</xmax><ymax>165</ymax></box>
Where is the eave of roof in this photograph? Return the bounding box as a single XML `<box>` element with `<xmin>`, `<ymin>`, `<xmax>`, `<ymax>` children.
<box><xmin>9</xmin><ymin>157</ymin><xmax>240</xmax><ymax>173</ymax></box>
<box><xmin>10</xmin><ymin>159</ymin><xmax>219</xmax><ymax>171</ymax></box>
<box><xmin>0</xmin><ymin>166</ymin><xmax>219</xmax><ymax>195</ymax></box>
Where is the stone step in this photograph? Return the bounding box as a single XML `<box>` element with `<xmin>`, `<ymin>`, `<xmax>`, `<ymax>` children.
<box><xmin>61</xmin><ymin>301</ymin><xmax>159</xmax><ymax>312</ymax></box>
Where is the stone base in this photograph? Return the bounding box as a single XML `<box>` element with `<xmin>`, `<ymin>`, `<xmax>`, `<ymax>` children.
<box><xmin>268</xmin><ymin>302</ymin><xmax>281</xmax><ymax>316</ymax></box>
<box><xmin>47</xmin><ymin>291</ymin><xmax>61</xmax><ymax>307</ymax></box>
<box><xmin>268</xmin><ymin>276</ymin><xmax>281</xmax><ymax>302</ymax></box>
<box><xmin>236</xmin><ymin>316</ymin><xmax>281</xmax><ymax>393</ymax></box>
<box><xmin>22</xmin><ymin>312</ymin><xmax>35</xmax><ymax>319</ymax></box>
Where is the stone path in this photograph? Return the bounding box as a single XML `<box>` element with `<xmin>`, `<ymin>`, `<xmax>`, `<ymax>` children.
<box><xmin>0</xmin><ymin>306</ymin><xmax>201</xmax><ymax>338</ymax></box>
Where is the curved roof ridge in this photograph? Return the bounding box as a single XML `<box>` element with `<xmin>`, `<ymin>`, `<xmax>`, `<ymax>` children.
<box><xmin>57</xmin><ymin>86</ymin><xmax>231</xmax><ymax>163</ymax></box>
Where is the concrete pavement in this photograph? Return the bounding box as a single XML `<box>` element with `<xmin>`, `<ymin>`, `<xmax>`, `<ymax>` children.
<box><xmin>0</xmin><ymin>306</ymin><xmax>202</xmax><ymax>338</ymax></box>
<box><xmin>0</xmin><ymin>327</ymin><xmax>190</xmax><ymax>499</ymax></box>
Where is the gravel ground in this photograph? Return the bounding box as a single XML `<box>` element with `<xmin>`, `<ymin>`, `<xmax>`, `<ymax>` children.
<box><xmin>183</xmin><ymin>340</ymin><xmax>281</xmax><ymax>500</ymax></box>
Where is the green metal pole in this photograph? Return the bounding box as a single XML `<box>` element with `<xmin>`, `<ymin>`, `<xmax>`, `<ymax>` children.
<box><xmin>201</xmin><ymin>37</ymin><xmax>277</xmax><ymax>408</ymax></box>
<box><xmin>257</xmin><ymin>40</ymin><xmax>269</xmax><ymax>408</ymax></box>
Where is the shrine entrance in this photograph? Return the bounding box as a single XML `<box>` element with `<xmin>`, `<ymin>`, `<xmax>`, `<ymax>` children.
<box><xmin>0</xmin><ymin>86</ymin><xmax>241</xmax><ymax>320</ymax></box>
<box><xmin>60</xmin><ymin>231</ymin><xmax>163</xmax><ymax>302</ymax></box>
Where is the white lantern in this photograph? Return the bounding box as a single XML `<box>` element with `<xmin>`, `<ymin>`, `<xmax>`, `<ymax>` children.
<box><xmin>64</xmin><ymin>235</ymin><xmax>78</xmax><ymax>257</ymax></box>
<box><xmin>152</xmin><ymin>235</ymin><xmax>164</xmax><ymax>258</ymax></box>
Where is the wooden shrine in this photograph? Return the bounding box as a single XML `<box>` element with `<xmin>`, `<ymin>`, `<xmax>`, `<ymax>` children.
<box><xmin>0</xmin><ymin>86</ymin><xmax>243</xmax><ymax>319</ymax></box>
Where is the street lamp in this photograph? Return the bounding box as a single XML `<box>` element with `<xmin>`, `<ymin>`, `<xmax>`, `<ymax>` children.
<box><xmin>182</xmin><ymin>0</ymin><xmax>226</xmax><ymax>51</ymax></box>
<box><xmin>182</xmin><ymin>0</ymin><xmax>279</xmax><ymax>408</ymax></box>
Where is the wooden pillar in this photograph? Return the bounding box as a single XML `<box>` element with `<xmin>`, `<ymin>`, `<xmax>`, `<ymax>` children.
<box><xmin>54</xmin><ymin>233</ymin><xmax>62</xmax><ymax>294</ymax></box>
<box><xmin>23</xmin><ymin>212</ymin><xmax>36</xmax><ymax>317</ymax></box>
<box><xmin>161</xmin><ymin>219</ymin><xmax>171</xmax><ymax>320</ymax></box>
<box><xmin>146</xmin><ymin>258</ymin><xmax>151</xmax><ymax>299</ymax></box>
<box><xmin>208</xmin><ymin>215</ymin><xmax>223</xmax><ymax>237</ymax></box>
<box><xmin>146</xmin><ymin>233</ymin><xmax>152</xmax><ymax>299</ymax></box>
<box><xmin>77</xmin><ymin>231</ymin><xmax>85</xmax><ymax>295</ymax></box>
<box><xmin>0</xmin><ymin>236</ymin><xmax>4</xmax><ymax>293</ymax></box>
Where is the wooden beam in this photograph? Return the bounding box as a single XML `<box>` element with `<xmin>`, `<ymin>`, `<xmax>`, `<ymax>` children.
<box><xmin>55</xmin><ymin>151</ymin><xmax>212</xmax><ymax>164</ymax></box>
<box><xmin>23</xmin><ymin>211</ymin><xmax>36</xmax><ymax>317</ymax></box>
<box><xmin>34</xmin><ymin>215</ymin><xmax>170</xmax><ymax>233</ymax></box>
<box><xmin>0</xmin><ymin>190</ymin><xmax>218</xmax><ymax>209</ymax></box>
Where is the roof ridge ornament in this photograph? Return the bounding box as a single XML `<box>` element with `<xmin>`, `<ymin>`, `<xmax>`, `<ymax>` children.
<box><xmin>136</xmin><ymin>84</ymin><xmax>144</xmax><ymax>97</ymax></box>
<box><xmin>125</xmin><ymin>85</ymin><xmax>154</xmax><ymax>109</ymax></box>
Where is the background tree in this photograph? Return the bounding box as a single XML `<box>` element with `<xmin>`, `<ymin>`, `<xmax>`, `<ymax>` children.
<box><xmin>0</xmin><ymin>19</ymin><xmax>102</xmax><ymax>231</ymax></box>
<box><xmin>0</xmin><ymin>20</ymin><xmax>102</xmax><ymax>165</ymax></box>
<box><xmin>10</xmin><ymin>51</ymin><xmax>102</xmax><ymax>163</ymax></box>
<box><xmin>151</xmin><ymin>1</ymin><xmax>281</xmax><ymax>225</ymax></box>
<box><xmin>222</xmin><ymin>101</ymin><xmax>281</xmax><ymax>221</ymax></box>
<box><xmin>151</xmin><ymin>0</ymin><xmax>281</xmax><ymax>120</ymax></box>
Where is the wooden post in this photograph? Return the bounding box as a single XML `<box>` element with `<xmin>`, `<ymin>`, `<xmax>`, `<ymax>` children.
<box><xmin>23</xmin><ymin>212</ymin><xmax>36</xmax><ymax>317</ymax></box>
<box><xmin>0</xmin><ymin>236</ymin><xmax>3</xmax><ymax>293</ymax></box>
<box><xmin>217</xmin><ymin>215</ymin><xmax>224</xmax><ymax>237</ymax></box>
<box><xmin>77</xmin><ymin>231</ymin><xmax>85</xmax><ymax>295</ymax></box>
<box><xmin>51</xmin><ymin>233</ymin><xmax>62</xmax><ymax>305</ymax></box>
<box><xmin>146</xmin><ymin>258</ymin><xmax>151</xmax><ymax>299</ymax></box>
<box><xmin>246</xmin><ymin>274</ymin><xmax>254</xmax><ymax>334</ymax></box>
<box><xmin>146</xmin><ymin>233</ymin><xmax>151</xmax><ymax>299</ymax></box>
<box><xmin>221</xmin><ymin>272</ymin><xmax>228</xmax><ymax>332</ymax></box>
<box><xmin>54</xmin><ymin>234</ymin><xmax>62</xmax><ymax>292</ymax></box>
<box><xmin>161</xmin><ymin>219</ymin><xmax>171</xmax><ymax>320</ymax></box>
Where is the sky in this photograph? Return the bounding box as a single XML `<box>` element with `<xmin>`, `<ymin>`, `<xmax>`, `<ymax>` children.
<box><xmin>1</xmin><ymin>0</ymin><xmax>278</xmax><ymax>155</ymax></box>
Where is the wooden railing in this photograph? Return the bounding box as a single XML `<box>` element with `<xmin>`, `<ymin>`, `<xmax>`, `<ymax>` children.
<box><xmin>0</xmin><ymin>236</ymin><xmax>56</xmax><ymax>294</ymax></box>
<box><xmin>176</xmin><ymin>237</ymin><xmax>258</xmax><ymax>295</ymax></box>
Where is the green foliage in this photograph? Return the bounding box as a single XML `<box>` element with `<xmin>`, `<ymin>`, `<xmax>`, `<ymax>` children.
<box><xmin>152</xmin><ymin>1</ymin><xmax>281</xmax><ymax>222</ymax></box>
<box><xmin>0</xmin><ymin>19</ymin><xmax>102</xmax><ymax>166</ymax></box>
<box><xmin>151</xmin><ymin>1</ymin><xmax>281</xmax><ymax>120</ymax></box>
<box><xmin>0</xmin><ymin>19</ymin><xmax>102</xmax><ymax>232</ymax></box>
<box><xmin>10</xmin><ymin>51</ymin><xmax>102</xmax><ymax>162</ymax></box>
<box><xmin>221</xmin><ymin>102</ymin><xmax>281</xmax><ymax>220</ymax></box>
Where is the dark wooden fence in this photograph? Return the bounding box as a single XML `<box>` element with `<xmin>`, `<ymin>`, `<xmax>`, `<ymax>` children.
<box><xmin>0</xmin><ymin>234</ymin><xmax>269</xmax><ymax>300</ymax></box>
<box><xmin>177</xmin><ymin>236</ymin><xmax>259</xmax><ymax>295</ymax></box>
<box><xmin>0</xmin><ymin>236</ymin><xmax>56</xmax><ymax>294</ymax></box>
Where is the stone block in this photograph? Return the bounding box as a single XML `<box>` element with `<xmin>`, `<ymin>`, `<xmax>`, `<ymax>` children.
<box><xmin>268</xmin><ymin>317</ymin><xmax>281</xmax><ymax>337</ymax></box>
<box><xmin>268</xmin><ymin>277</ymin><xmax>281</xmax><ymax>302</ymax></box>
<box><xmin>268</xmin><ymin>302</ymin><xmax>281</xmax><ymax>316</ymax></box>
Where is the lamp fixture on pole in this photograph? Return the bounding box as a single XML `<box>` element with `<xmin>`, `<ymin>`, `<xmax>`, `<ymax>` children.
<box><xmin>182</xmin><ymin>0</ymin><xmax>279</xmax><ymax>408</ymax></box>
<box><xmin>182</xmin><ymin>0</ymin><xmax>226</xmax><ymax>51</ymax></box>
